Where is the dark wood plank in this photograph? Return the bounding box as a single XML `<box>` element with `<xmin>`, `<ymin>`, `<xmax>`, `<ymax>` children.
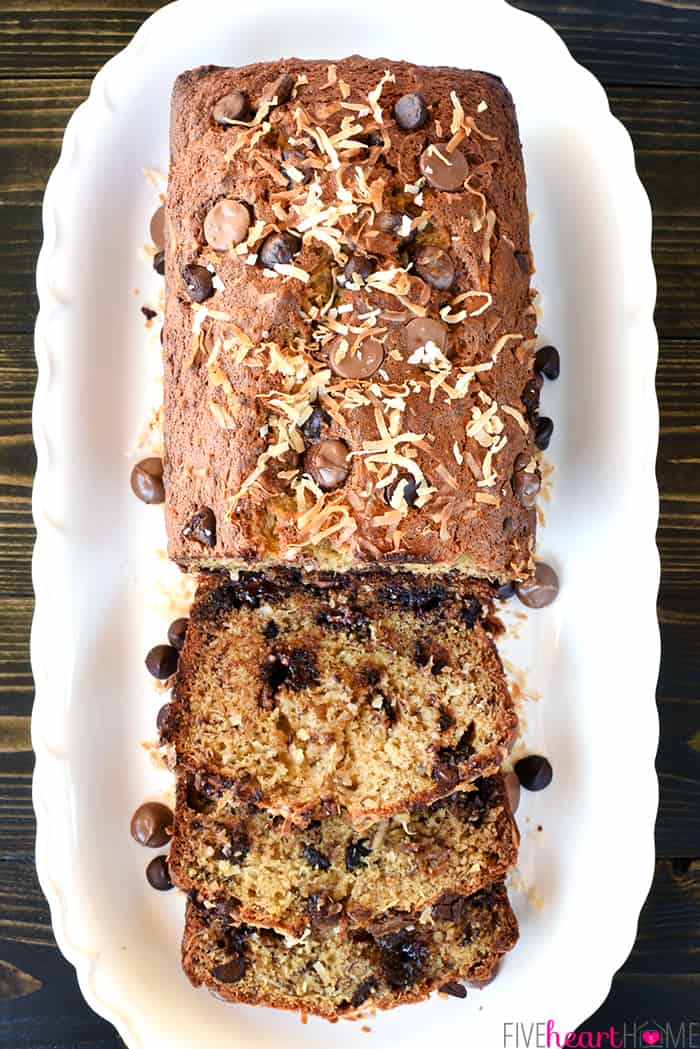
<box><xmin>0</xmin><ymin>0</ymin><xmax>168</xmax><ymax>81</ymax></box>
<box><xmin>510</xmin><ymin>0</ymin><xmax>700</xmax><ymax>87</ymax></box>
<box><xmin>609</xmin><ymin>89</ymin><xmax>700</xmax><ymax>339</ymax></box>
<box><xmin>625</xmin><ymin>859</ymin><xmax>700</xmax><ymax>975</ymax></box>
<box><xmin>582</xmin><ymin>973</ymin><xmax>700</xmax><ymax>1033</ymax></box>
<box><xmin>1</xmin><ymin>0</ymin><xmax>700</xmax><ymax>86</ymax></box>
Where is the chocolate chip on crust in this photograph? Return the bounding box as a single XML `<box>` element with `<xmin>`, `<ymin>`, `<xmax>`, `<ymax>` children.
<box><xmin>181</xmin><ymin>507</ymin><xmax>216</xmax><ymax>547</ymax></box>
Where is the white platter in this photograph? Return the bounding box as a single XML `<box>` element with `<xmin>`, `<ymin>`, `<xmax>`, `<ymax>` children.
<box><xmin>32</xmin><ymin>1</ymin><xmax>660</xmax><ymax>1046</ymax></box>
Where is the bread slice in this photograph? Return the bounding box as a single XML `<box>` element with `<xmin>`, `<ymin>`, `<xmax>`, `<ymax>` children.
<box><xmin>182</xmin><ymin>882</ymin><xmax>518</xmax><ymax>1020</ymax></box>
<box><xmin>163</xmin><ymin>571</ymin><xmax>517</xmax><ymax>821</ymax></box>
<box><xmin>169</xmin><ymin>773</ymin><xmax>518</xmax><ymax>936</ymax></box>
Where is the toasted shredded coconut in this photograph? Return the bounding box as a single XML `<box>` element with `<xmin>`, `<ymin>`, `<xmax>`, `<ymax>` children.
<box><xmin>367</xmin><ymin>69</ymin><xmax>396</xmax><ymax>124</ymax></box>
<box><xmin>501</xmin><ymin>404</ymin><xmax>529</xmax><ymax>433</ymax></box>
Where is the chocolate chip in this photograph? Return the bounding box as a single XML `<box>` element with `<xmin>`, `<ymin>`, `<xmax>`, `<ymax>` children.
<box><xmin>515</xmin><ymin>754</ymin><xmax>553</xmax><ymax>791</ymax></box>
<box><xmin>260</xmin><ymin>73</ymin><xmax>294</xmax><ymax>109</ymax></box>
<box><xmin>403</xmin><ymin>316</ymin><xmax>449</xmax><ymax>360</ymax></box>
<box><xmin>141</xmin><ymin>305</ymin><xmax>157</xmax><ymax>321</ymax></box>
<box><xmin>413</xmin><ymin>640</ymin><xmax>430</xmax><ymax>667</ymax></box>
<box><xmin>504</xmin><ymin>770</ymin><xmax>521</xmax><ymax>813</ymax></box>
<box><xmin>302</xmin><ymin>844</ymin><xmax>331</xmax><ymax>870</ymax></box>
<box><xmin>218</xmin><ymin>829</ymin><xmax>250</xmax><ymax>865</ymax></box>
<box><xmin>156</xmin><ymin>702</ymin><xmax>177</xmax><ymax>739</ymax></box>
<box><xmin>186</xmin><ymin>780</ymin><xmax>213</xmax><ymax>814</ymax></box>
<box><xmin>343</xmin><ymin>254</ymin><xmax>376</xmax><ymax>285</ymax></box>
<box><xmin>220</xmin><ymin>924</ymin><xmax>253</xmax><ymax>954</ymax></box>
<box><xmin>535</xmin><ymin>416</ymin><xmax>554</xmax><ymax>450</ymax></box>
<box><xmin>213</xmin><ymin>90</ymin><xmax>251</xmax><ymax>125</ymax></box>
<box><xmin>414</xmin><ymin>245</ymin><xmax>455</xmax><ymax>290</ymax></box>
<box><xmin>377</xmin><ymin>691</ymin><xmax>397</xmax><ymax>724</ymax></box>
<box><xmin>438</xmin><ymin>705</ymin><xmax>455</xmax><ymax>731</ymax></box>
<box><xmin>359</xmin><ymin>129</ymin><xmax>384</xmax><ymax>147</ymax></box>
<box><xmin>146</xmin><ymin>854</ymin><xmax>172</xmax><ymax>891</ymax></box>
<box><xmin>182</xmin><ymin>507</ymin><xmax>216</xmax><ymax>546</ymax></box>
<box><xmin>434</xmin><ymin>724</ymin><xmax>476</xmax><ymax>775</ymax></box>
<box><xmin>316</xmin><ymin>605</ymin><xmax>369</xmax><ymax>635</ymax></box>
<box><xmin>394</xmin><ymin>92</ymin><xmax>428</xmax><ymax>131</ymax></box>
<box><xmin>153</xmin><ymin>250</ymin><xmax>165</xmax><ymax>276</ymax></box>
<box><xmin>262</xmin><ymin>648</ymin><xmax>320</xmax><ymax>705</ymax></box>
<box><xmin>496</xmin><ymin>581</ymin><xmax>515</xmax><ymax>600</ymax></box>
<box><xmin>306</xmin><ymin>892</ymin><xmax>342</xmax><ymax>926</ymax></box>
<box><xmin>328</xmin><ymin>336</ymin><xmax>384</xmax><ymax>380</ymax></box>
<box><xmin>258</xmin><ymin>231</ymin><xmax>301</xmax><ymax>269</ymax></box>
<box><xmin>145</xmin><ymin>644</ymin><xmax>179</xmax><ymax>680</ymax></box>
<box><xmin>304</xmin><ymin>438</ymin><xmax>350</xmax><ymax>490</ymax></box>
<box><xmin>345</xmin><ymin>838</ymin><xmax>371</xmax><ymax>873</ymax></box>
<box><xmin>521</xmin><ymin>376</ymin><xmax>542</xmax><ymax>419</ymax></box>
<box><xmin>149</xmin><ymin>206</ymin><xmax>165</xmax><ymax>250</ymax></box>
<box><xmin>360</xmin><ymin>666</ymin><xmax>381</xmax><ymax>687</ymax></box>
<box><xmin>164</xmin><ymin>619</ymin><xmax>186</xmax><ymax>653</ymax></box>
<box><xmin>212</xmin><ymin>956</ymin><xmax>247</xmax><ymax>983</ymax></box>
<box><xmin>431</xmin><ymin>653</ymin><xmax>449</xmax><ymax>676</ymax></box>
<box><xmin>130</xmin><ymin>457</ymin><xmax>164</xmax><ymax>504</ymax></box>
<box><xmin>262</xmin><ymin>619</ymin><xmax>280</xmax><ymax>639</ymax></box>
<box><xmin>349</xmin><ymin>977</ymin><xmax>377</xmax><ymax>1008</ymax></box>
<box><xmin>378</xmin><ymin>930</ymin><xmax>428</xmax><ymax>989</ymax></box>
<box><xmin>378</xmin><ymin>582</ymin><xmax>446</xmax><ymax>613</ymax></box>
<box><xmin>514</xmin><ymin>561</ymin><xmax>559</xmax><ymax>608</ymax></box>
<box><xmin>284</xmin><ymin>648</ymin><xmax>320</xmax><ymax>690</ymax></box>
<box><xmin>535</xmin><ymin>345</ymin><xmax>560</xmax><ymax>380</ymax></box>
<box><xmin>377</xmin><ymin>211</ymin><xmax>405</xmax><ymax>234</ymax></box>
<box><xmin>460</xmin><ymin>597</ymin><xmax>482</xmax><ymax>628</ymax></box>
<box><xmin>383</xmin><ymin>474</ymin><xmax>418</xmax><ymax>510</ymax></box>
<box><xmin>204</xmin><ymin>198</ymin><xmax>250</xmax><ymax>251</ymax></box>
<box><xmin>512</xmin><ymin>464</ymin><xmax>541</xmax><ymax>508</ymax></box>
<box><xmin>431</xmin><ymin>765</ymin><xmax>459</xmax><ymax>792</ymax></box>
<box><xmin>420</xmin><ymin>144</ymin><xmax>468</xmax><ymax>191</ymax></box>
<box><xmin>182</xmin><ymin>264</ymin><xmax>214</xmax><ymax>303</ymax></box>
<box><xmin>130</xmin><ymin>802</ymin><xmax>173</xmax><ymax>847</ymax></box>
<box><xmin>432</xmin><ymin>892</ymin><xmax>469</xmax><ymax>922</ymax></box>
<box><xmin>301</xmin><ymin>404</ymin><xmax>330</xmax><ymax>441</ymax></box>
<box><xmin>440</xmin><ymin>981</ymin><xmax>467</xmax><ymax>999</ymax></box>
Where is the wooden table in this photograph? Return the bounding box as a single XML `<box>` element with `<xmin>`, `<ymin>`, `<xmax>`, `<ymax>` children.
<box><xmin>0</xmin><ymin>2</ymin><xmax>698</xmax><ymax>1044</ymax></box>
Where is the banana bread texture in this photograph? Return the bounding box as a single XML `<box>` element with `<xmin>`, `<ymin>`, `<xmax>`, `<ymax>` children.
<box><xmin>162</xmin><ymin>571</ymin><xmax>517</xmax><ymax>821</ymax></box>
<box><xmin>182</xmin><ymin>882</ymin><xmax>518</xmax><ymax>1019</ymax></box>
<box><xmin>169</xmin><ymin>772</ymin><xmax>518</xmax><ymax>936</ymax></box>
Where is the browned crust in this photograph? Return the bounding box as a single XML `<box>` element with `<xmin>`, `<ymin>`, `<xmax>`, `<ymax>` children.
<box><xmin>168</xmin><ymin>773</ymin><xmax>520</xmax><ymax>936</ymax></box>
<box><xmin>163</xmin><ymin>57</ymin><xmax>538</xmax><ymax>580</ymax></box>
<box><xmin>181</xmin><ymin>883</ymin><xmax>519</xmax><ymax>1020</ymax></box>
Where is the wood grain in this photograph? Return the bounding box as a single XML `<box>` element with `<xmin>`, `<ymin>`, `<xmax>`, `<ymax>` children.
<box><xmin>0</xmin><ymin>1</ymin><xmax>698</xmax><ymax>1043</ymax></box>
<box><xmin>0</xmin><ymin>0</ymin><xmax>699</xmax><ymax>85</ymax></box>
